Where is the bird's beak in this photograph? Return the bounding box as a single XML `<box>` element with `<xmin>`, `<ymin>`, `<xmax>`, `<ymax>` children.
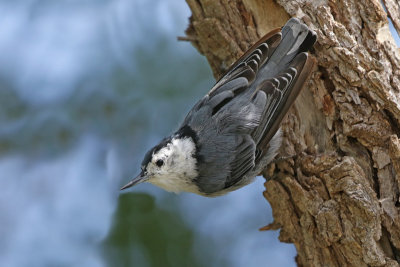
<box><xmin>120</xmin><ymin>173</ymin><xmax>147</xmax><ymax>190</ymax></box>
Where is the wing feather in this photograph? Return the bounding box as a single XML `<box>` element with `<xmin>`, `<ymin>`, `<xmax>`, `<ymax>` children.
<box><xmin>182</xmin><ymin>18</ymin><xmax>316</xmax><ymax>195</ymax></box>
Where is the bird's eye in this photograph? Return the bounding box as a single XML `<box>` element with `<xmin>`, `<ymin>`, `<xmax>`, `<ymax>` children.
<box><xmin>156</xmin><ymin>159</ymin><xmax>164</xmax><ymax>167</ymax></box>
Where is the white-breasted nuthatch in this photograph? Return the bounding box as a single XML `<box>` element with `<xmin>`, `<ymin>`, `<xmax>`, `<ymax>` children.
<box><xmin>121</xmin><ymin>18</ymin><xmax>316</xmax><ymax>197</ymax></box>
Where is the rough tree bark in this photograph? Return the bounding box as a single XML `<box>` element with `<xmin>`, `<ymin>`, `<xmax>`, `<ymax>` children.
<box><xmin>184</xmin><ymin>0</ymin><xmax>400</xmax><ymax>266</ymax></box>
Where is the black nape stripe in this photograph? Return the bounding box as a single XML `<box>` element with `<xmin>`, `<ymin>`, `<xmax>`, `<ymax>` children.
<box><xmin>176</xmin><ymin>125</ymin><xmax>198</xmax><ymax>141</ymax></box>
<box><xmin>176</xmin><ymin>125</ymin><xmax>204</xmax><ymax>163</ymax></box>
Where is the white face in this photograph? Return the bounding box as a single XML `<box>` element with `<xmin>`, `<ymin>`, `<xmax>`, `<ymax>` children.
<box><xmin>144</xmin><ymin>137</ymin><xmax>200</xmax><ymax>194</ymax></box>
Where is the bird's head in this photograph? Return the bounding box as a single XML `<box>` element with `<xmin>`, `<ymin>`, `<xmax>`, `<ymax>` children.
<box><xmin>120</xmin><ymin>133</ymin><xmax>200</xmax><ymax>194</ymax></box>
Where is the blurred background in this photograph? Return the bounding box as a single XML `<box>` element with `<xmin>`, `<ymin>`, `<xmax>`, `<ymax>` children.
<box><xmin>1</xmin><ymin>1</ymin><xmax>399</xmax><ymax>267</ymax></box>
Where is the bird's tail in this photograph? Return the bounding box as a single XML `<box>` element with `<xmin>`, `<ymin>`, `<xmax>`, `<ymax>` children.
<box><xmin>253</xmin><ymin>18</ymin><xmax>317</xmax><ymax>153</ymax></box>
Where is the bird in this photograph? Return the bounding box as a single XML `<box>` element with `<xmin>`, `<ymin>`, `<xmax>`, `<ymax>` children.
<box><xmin>121</xmin><ymin>18</ymin><xmax>317</xmax><ymax>197</ymax></box>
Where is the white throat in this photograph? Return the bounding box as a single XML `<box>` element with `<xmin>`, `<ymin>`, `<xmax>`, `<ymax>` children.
<box><xmin>148</xmin><ymin>137</ymin><xmax>200</xmax><ymax>194</ymax></box>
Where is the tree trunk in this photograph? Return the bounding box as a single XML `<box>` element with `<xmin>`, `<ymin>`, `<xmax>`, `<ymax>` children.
<box><xmin>184</xmin><ymin>0</ymin><xmax>400</xmax><ymax>266</ymax></box>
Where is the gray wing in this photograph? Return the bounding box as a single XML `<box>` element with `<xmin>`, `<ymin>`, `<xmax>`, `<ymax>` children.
<box><xmin>181</xmin><ymin>18</ymin><xmax>317</xmax><ymax>195</ymax></box>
